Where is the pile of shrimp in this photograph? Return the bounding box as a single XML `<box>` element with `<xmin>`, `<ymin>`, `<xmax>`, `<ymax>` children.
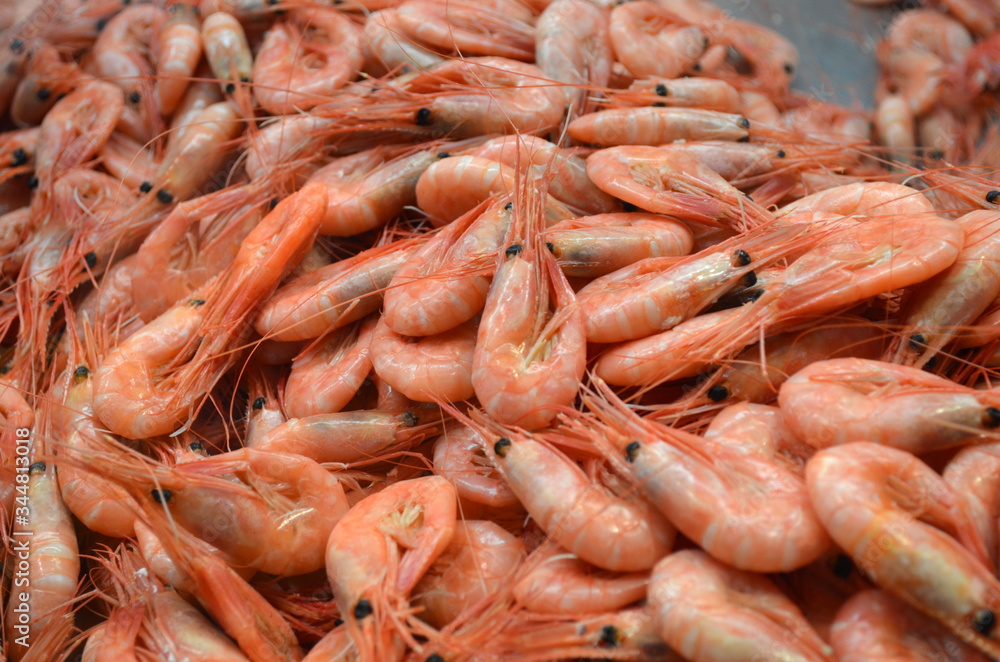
<box><xmin>5</xmin><ymin>0</ymin><xmax>1000</xmax><ymax>659</ymax></box>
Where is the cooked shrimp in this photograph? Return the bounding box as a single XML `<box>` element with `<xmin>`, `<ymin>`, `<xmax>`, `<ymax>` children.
<box><xmin>776</xmin><ymin>181</ymin><xmax>936</xmax><ymax>219</ymax></box>
<box><xmin>413</xmin><ymin>520</ymin><xmax>526</xmax><ymax>627</ymax></box>
<box><xmin>284</xmin><ymin>318</ymin><xmax>374</xmax><ymax>418</ymax></box>
<box><xmin>545</xmin><ymin>212</ymin><xmax>693</xmax><ymax>278</ymax></box>
<box><xmin>255</xmin><ymin>239</ymin><xmax>417</xmax><ymax>342</ymax></box>
<box><xmin>568</xmin><ymin>106</ymin><xmax>752</xmax><ymax>146</ymax></box>
<box><xmin>580</xmin><ymin>383</ymin><xmax>831</xmax><ymax>572</ymax></box>
<box><xmin>361</xmin><ymin>9</ymin><xmax>445</xmax><ymax>78</ymax></box>
<box><xmin>92</xmin><ymin>4</ymin><xmax>164</xmax><ymax>129</ymax></box>
<box><xmin>253</xmin><ymin>410</ymin><xmax>441</xmax><ymax>464</ymax></box>
<box><xmin>806</xmin><ymin>442</ymin><xmax>1000</xmax><ymax>658</ymax></box>
<box><xmin>586</xmin><ymin>144</ymin><xmax>775</xmax><ymax>230</ymax></box>
<box><xmin>535</xmin><ymin>0</ymin><xmax>613</xmax><ymax>111</ymax></box>
<box><xmin>612</xmin><ymin>76</ymin><xmax>741</xmax><ymax>112</ymax></box>
<box><xmin>875</xmin><ymin>94</ymin><xmax>916</xmax><ymax>158</ymax></box>
<box><xmin>252</xmin><ymin>6</ymin><xmax>363</xmax><ymax>115</ymax></box>
<box><xmin>513</xmin><ymin>547</ymin><xmax>649</xmax><ymax>614</ymax></box>
<box><xmin>648</xmin><ymin>549</ymin><xmax>833</xmax><ymax>662</ymax></box>
<box><xmin>325</xmin><ymin>475</ymin><xmax>457</xmax><ymax>662</ymax></box>
<box><xmin>10</xmin><ymin>42</ymin><xmax>90</xmax><ymax>128</ymax></box>
<box><xmin>201</xmin><ymin>11</ymin><xmax>253</xmax><ymax>105</ymax></box>
<box><xmin>395</xmin><ymin>0</ymin><xmax>535</xmax><ymax>61</ymax></box>
<box><xmin>95</xmin><ymin>183</ymin><xmax>324</xmax><ymax>438</ymax></box>
<box><xmin>432</xmin><ymin>424</ymin><xmax>521</xmax><ymax>509</ymax></box>
<box><xmin>944</xmin><ymin>443</ymin><xmax>1000</xmax><ymax>571</ymax></box>
<box><xmin>310</xmin><ymin>146</ymin><xmax>442</xmax><ymax>236</ymax></box>
<box><xmin>609</xmin><ymin>1</ymin><xmax>707</xmax><ymax>79</ymax></box>
<box><xmin>779</xmin><ymin>358</ymin><xmax>1000</xmax><ymax>453</ymax></box>
<box><xmin>467</xmin><ymin>412</ymin><xmax>676</xmax><ymax>572</ymax></box>
<box><xmin>154</xmin><ymin>3</ymin><xmax>202</xmax><ymax>117</ymax></box>
<box><xmin>370</xmin><ymin>314</ymin><xmax>478</xmax><ymax>403</ymax></box>
<box><xmin>383</xmin><ymin>197</ymin><xmax>511</xmax><ymax>337</ymax></box>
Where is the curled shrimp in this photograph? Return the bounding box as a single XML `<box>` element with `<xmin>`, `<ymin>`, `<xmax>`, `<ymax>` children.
<box><xmin>283</xmin><ymin>317</ymin><xmax>374</xmax><ymax>418</ymax></box>
<box><xmin>609</xmin><ymin>1</ymin><xmax>707</xmax><ymax>80</ymax></box>
<box><xmin>535</xmin><ymin>0</ymin><xmax>613</xmax><ymax>112</ymax></box>
<box><xmin>806</xmin><ymin>442</ymin><xmax>1000</xmax><ymax>657</ymax></box>
<box><xmin>432</xmin><ymin>424</ymin><xmax>521</xmax><ymax>511</ymax></box>
<box><xmin>394</xmin><ymin>0</ymin><xmax>536</xmax><ymax>61</ymax></box>
<box><xmin>361</xmin><ymin>9</ymin><xmax>445</xmax><ymax>78</ymax></box>
<box><xmin>648</xmin><ymin>549</ymin><xmax>833</xmax><ymax>662</ymax></box>
<box><xmin>154</xmin><ymin>3</ymin><xmax>203</xmax><ymax>117</ymax></box>
<box><xmin>944</xmin><ymin>443</ymin><xmax>1000</xmax><ymax>571</ymax></box>
<box><xmin>325</xmin><ymin>475</ymin><xmax>458</xmax><ymax>662</ymax></box>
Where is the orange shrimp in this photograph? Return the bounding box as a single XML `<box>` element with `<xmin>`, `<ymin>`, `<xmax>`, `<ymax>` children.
<box><xmin>611</xmin><ymin>76</ymin><xmax>741</xmax><ymax>112</ymax></box>
<box><xmin>10</xmin><ymin>42</ymin><xmax>90</xmax><ymax>128</ymax></box>
<box><xmin>413</xmin><ymin>519</ymin><xmax>526</xmax><ymax>628</ymax></box>
<box><xmin>394</xmin><ymin>0</ymin><xmax>536</xmax><ymax>61</ymax></box>
<box><xmin>806</xmin><ymin>442</ymin><xmax>1000</xmax><ymax>658</ymax></box>
<box><xmin>325</xmin><ymin>475</ymin><xmax>458</xmax><ymax>662</ymax></box>
<box><xmin>252</xmin><ymin>6</ymin><xmax>363</xmax><ymax>115</ymax></box>
<box><xmin>944</xmin><ymin>443</ymin><xmax>1000</xmax><ymax>571</ymax></box>
<box><xmin>153</xmin><ymin>3</ymin><xmax>202</xmax><ymax>117</ymax></box>
<box><xmin>586</xmin><ymin>144</ymin><xmax>775</xmax><ymax>230</ymax></box>
<box><xmin>99</xmin><ymin>130</ymin><xmax>158</xmax><ymax>190</ymax></box>
<box><xmin>200</xmin><ymin>11</ymin><xmax>253</xmax><ymax>112</ymax></box>
<box><xmin>535</xmin><ymin>0</ymin><xmax>613</xmax><ymax>113</ymax></box>
<box><xmin>431</xmin><ymin>424</ymin><xmax>521</xmax><ymax>510</ymax></box>
<box><xmin>284</xmin><ymin>318</ymin><xmax>374</xmax><ymax>418</ymax></box>
<box><xmin>94</xmin><ymin>182</ymin><xmax>324</xmax><ymax>438</ymax></box>
<box><xmin>609</xmin><ymin>1</ymin><xmax>707</xmax><ymax>80</ymax></box>
<box><xmin>579</xmin><ymin>383</ymin><xmax>831</xmax><ymax>572</ymax></box>
<box><xmin>568</xmin><ymin>106</ymin><xmax>752</xmax><ymax>146</ymax></box>
<box><xmin>383</xmin><ymin>197</ymin><xmax>511</xmax><ymax>337</ymax></box>
<box><xmin>255</xmin><ymin>239</ymin><xmax>418</xmax><ymax>342</ymax></box>
<box><xmin>776</xmin><ymin>181</ymin><xmax>936</xmax><ymax>219</ymax></box>
<box><xmin>648</xmin><ymin>550</ymin><xmax>833</xmax><ymax>662</ymax></box>
<box><xmin>360</xmin><ymin>9</ymin><xmax>445</xmax><ymax>78</ymax></box>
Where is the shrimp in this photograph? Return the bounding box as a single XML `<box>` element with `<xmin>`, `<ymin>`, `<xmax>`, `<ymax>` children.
<box><xmin>512</xmin><ymin>546</ymin><xmax>649</xmax><ymax>614</ymax></box>
<box><xmin>875</xmin><ymin>94</ymin><xmax>916</xmax><ymax>159</ymax></box>
<box><xmin>568</xmin><ymin>106</ymin><xmax>751</xmax><ymax>146</ymax></box>
<box><xmin>890</xmin><ymin>210</ymin><xmax>1000</xmax><ymax>366</ymax></box>
<box><xmin>580</xmin><ymin>383</ymin><xmax>831</xmax><ymax>572</ymax></box>
<box><xmin>586</xmin><ymin>145</ymin><xmax>775</xmax><ymax>230</ymax></box>
<box><xmin>10</xmin><ymin>42</ymin><xmax>89</xmax><ymax>128</ymax></box>
<box><xmin>466</xmin><ymin>411</ymin><xmax>677</xmax><ymax>572</ymax></box>
<box><xmin>394</xmin><ymin>0</ymin><xmax>535</xmax><ymax>61</ymax></box>
<box><xmin>778</xmin><ymin>358</ymin><xmax>1000</xmax><ymax>453</ymax></box>
<box><xmin>153</xmin><ymin>3</ymin><xmax>202</xmax><ymax>117</ymax></box>
<box><xmin>535</xmin><ymin>0</ymin><xmax>613</xmax><ymax>112</ymax></box>
<box><xmin>361</xmin><ymin>9</ymin><xmax>445</xmax><ymax>78</ymax></box>
<box><xmin>612</xmin><ymin>76</ymin><xmax>742</xmax><ymax>112</ymax></box>
<box><xmin>413</xmin><ymin>520</ymin><xmax>526</xmax><ymax>628</ymax></box>
<box><xmin>776</xmin><ymin>181</ymin><xmax>936</xmax><ymax>219</ymax></box>
<box><xmin>284</xmin><ymin>318</ymin><xmax>374</xmax><ymax>418</ymax></box>
<box><xmin>471</xmin><ymin>192</ymin><xmax>586</xmax><ymax>429</ymax></box>
<box><xmin>432</xmin><ymin>424</ymin><xmax>521</xmax><ymax>510</ymax></box>
<box><xmin>404</xmin><ymin>57</ymin><xmax>567</xmax><ymax>138</ymax></box>
<box><xmin>310</xmin><ymin>146</ymin><xmax>442</xmax><ymax>236</ymax></box>
<box><xmin>609</xmin><ymin>1</ymin><xmax>707</xmax><ymax>80</ymax></box>
<box><xmin>647</xmin><ymin>549</ymin><xmax>833</xmax><ymax>662</ymax></box>
<box><xmin>383</xmin><ymin>197</ymin><xmax>512</xmax><ymax>337</ymax></box>
<box><xmin>944</xmin><ymin>443</ymin><xmax>1000</xmax><ymax>572</ymax></box>
<box><xmin>200</xmin><ymin>11</ymin><xmax>253</xmax><ymax>109</ymax></box>
<box><xmin>370</xmin><ymin>314</ymin><xmax>478</xmax><ymax>403</ymax></box>
<box><xmin>252</xmin><ymin>6</ymin><xmax>363</xmax><ymax>115</ymax></box>
<box><xmin>94</xmin><ymin>182</ymin><xmax>324</xmax><ymax>439</ymax></box>
<box><xmin>831</xmin><ymin>589</ymin><xmax>990</xmax><ymax>662</ymax></box>
<box><xmin>255</xmin><ymin>239</ymin><xmax>417</xmax><ymax>342</ymax></box>
<box><xmin>545</xmin><ymin>212</ymin><xmax>693</xmax><ymax>278</ymax></box>
<box><xmin>252</xmin><ymin>410</ymin><xmax>442</xmax><ymax>464</ymax></box>
<box><xmin>806</xmin><ymin>442</ymin><xmax>1000</xmax><ymax>658</ymax></box>
<box><xmin>53</xmin><ymin>364</ymin><xmax>137</xmax><ymax>538</ymax></box>
<box><xmin>325</xmin><ymin>475</ymin><xmax>457</xmax><ymax>662</ymax></box>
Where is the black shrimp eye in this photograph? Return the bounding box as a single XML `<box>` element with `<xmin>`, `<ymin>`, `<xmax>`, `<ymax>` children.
<box><xmin>737</xmin><ymin>116</ymin><xmax>750</xmax><ymax>129</ymax></box>
<box><xmin>129</xmin><ymin>90</ymin><xmax>141</xmax><ymax>104</ymax></box>
<box><xmin>27</xmin><ymin>175</ymin><xmax>38</xmax><ymax>189</ymax></box>
<box><xmin>353</xmin><ymin>599</ymin><xmax>373</xmax><ymax>620</ymax></box>
<box><xmin>252</xmin><ymin>396</ymin><xmax>265</xmax><ymax>410</ymax></box>
<box><xmin>973</xmin><ymin>609</ymin><xmax>996</xmax><ymax>635</ymax></box>
<box><xmin>908</xmin><ymin>333</ymin><xmax>927</xmax><ymax>350</ymax></box>
<box><xmin>655</xmin><ymin>83</ymin><xmax>668</xmax><ymax>97</ymax></box>
<box><xmin>156</xmin><ymin>189</ymin><xmax>174</xmax><ymax>204</ymax></box>
<box><xmin>987</xmin><ymin>190</ymin><xmax>1000</xmax><ymax>204</ymax></box>
<box><xmin>269</xmin><ymin>197</ymin><xmax>279</xmax><ymax>210</ymax></box>
<box><xmin>10</xmin><ymin>39</ymin><xmax>23</xmax><ymax>52</ymax></box>
<box><xmin>504</xmin><ymin>201</ymin><xmax>513</xmax><ymax>211</ymax></box>
<box><xmin>415</xmin><ymin>107</ymin><xmax>432</xmax><ymax>126</ymax></box>
<box><xmin>151</xmin><ymin>488</ymin><xmax>172</xmax><ymax>504</ymax></box>
<box><xmin>402</xmin><ymin>411</ymin><xmax>419</xmax><ymax>426</ymax></box>
<box><xmin>426</xmin><ymin>655</ymin><xmax>445</xmax><ymax>662</ymax></box>
<box><xmin>84</xmin><ymin>251</ymin><xmax>97</xmax><ymax>269</ymax></box>
<box><xmin>505</xmin><ymin>244</ymin><xmax>523</xmax><ymax>259</ymax></box>
<box><xmin>436</xmin><ymin>151</ymin><xmax>450</xmax><ymax>159</ymax></box>
<box><xmin>707</xmin><ymin>384</ymin><xmax>729</xmax><ymax>401</ymax></box>
<box><xmin>832</xmin><ymin>554</ymin><xmax>853</xmax><ymax>578</ymax></box>
<box><xmin>11</xmin><ymin>148</ymin><xmax>27</xmax><ymax>166</ymax></box>
<box><xmin>36</xmin><ymin>87</ymin><xmax>50</xmax><ymax>101</ymax></box>
<box><xmin>225</xmin><ymin>82</ymin><xmax>236</xmax><ymax>94</ymax></box>
<box><xmin>139</xmin><ymin>181</ymin><xmax>153</xmax><ymax>193</ymax></box>
<box><xmin>775</xmin><ymin>149</ymin><xmax>786</xmax><ymax>158</ymax></box>
<box><xmin>189</xmin><ymin>441</ymin><xmax>203</xmax><ymax>452</ymax></box>
<box><xmin>28</xmin><ymin>461</ymin><xmax>45</xmax><ymax>474</ymax></box>
<box><xmin>742</xmin><ymin>270</ymin><xmax>757</xmax><ymax>287</ymax></box>
<box><xmin>73</xmin><ymin>365</ymin><xmax>90</xmax><ymax>382</ymax></box>
<box><xmin>732</xmin><ymin>249</ymin><xmax>751</xmax><ymax>267</ymax></box>
<box><xmin>625</xmin><ymin>440</ymin><xmax>641</xmax><ymax>463</ymax></box>
<box><xmin>986</xmin><ymin>407</ymin><xmax>1000</xmax><ymax>429</ymax></box>
<box><xmin>187</xmin><ymin>298</ymin><xmax>206</xmax><ymax>307</ymax></box>
<box><xmin>784</xmin><ymin>62</ymin><xmax>795</xmax><ymax>74</ymax></box>
<box><xmin>494</xmin><ymin>437</ymin><xmax>511</xmax><ymax>458</ymax></box>
<box><xmin>598</xmin><ymin>624</ymin><xmax>619</xmax><ymax>647</ymax></box>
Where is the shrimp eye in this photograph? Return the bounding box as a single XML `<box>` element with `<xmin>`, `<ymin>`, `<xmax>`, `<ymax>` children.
<box><xmin>784</xmin><ymin>62</ymin><xmax>795</xmax><ymax>74</ymax></box>
<box><xmin>732</xmin><ymin>249</ymin><xmax>751</xmax><ymax>267</ymax></box>
<box><xmin>11</xmin><ymin>148</ymin><xmax>27</xmax><ymax>166</ymax></box>
<box><xmin>744</xmin><ymin>193</ymin><xmax>753</xmax><ymax>201</ymax></box>
<box><xmin>9</xmin><ymin>39</ymin><xmax>23</xmax><ymax>52</ymax></box>
<box><xmin>437</xmin><ymin>151</ymin><xmax>450</xmax><ymax>159</ymax></box>
<box><xmin>598</xmin><ymin>625</ymin><xmax>619</xmax><ymax>647</ymax></box>
<box><xmin>426</xmin><ymin>655</ymin><xmax>445</xmax><ymax>662</ymax></box>
<box><xmin>187</xmin><ymin>299</ymin><xmax>206</xmax><ymax>307</ymax></box>
<box><xmin>225</xmin><ymin>83</ymin><xmax>236</xmax><ymax>94</ymax></box>
<box><xmin>742</xmin><ymin>271</ymin><xmax>757</xmax><ymax>287</ymax></box>
<box><xmin>625</xmin><ymin>441</ymin><xmax>641</xmax><ymax>462</ymax></box>
<box><xmin>655</xmin><ymin>83</ymin><xmax>668</xmax><ymax>97</ymax></box>
<box><xmin>73</xmin><ymin>365</ymin><xmax>90</xmax><ymax>382</ymax></box>
<box><xmin>745</xmin><ymin>289</ymin><xmax>764</xmax><ymax>303</ymax></box>
<box><xmin>128</xmin><ymin>91</ymin><xmax>140</xmax><ymax>105</ymax></box>
<box><xmin>28</xmin><ymin>461</ymin><xmax>45</xmax><ymax>474</ymax></box>
<box><xmin>333</xmin><ymin>618</ymin><xmax>343</xmax><ymax>626</ymax></box>
<box><xmin>505</xmin><ymin>244</ymin><xmax>523</xmax><ymax>259</ymax></box>
<box><xmin>832</xmin><ymin>554</ymin><xmax>853</xmax><ymax>578</ymax></box>
<box><xmin>36</xmin><ymin>87</ymin><xmax>50</xmax><ymax>102</ymax></box>
<box><xmin>494</xmin><ymin>437</ymin><xmax>512</xmax><ymax>458</ymax></box>
<box><xmin>416</xmin><ymin>108</ymin><xmax>432</xmax><ymax>126</ymax></box>
<box><xmin>269</xmin><ymin>198</ymin><xmax>279</xmax><ymax>210</ymax></box>
<box><xmin>156</xmin><ymin>189</ymin><xmax>174</xmax><ymax>204</ymax></box>
<box><xmin>908</xmin><ymin>333</ymin><xmax>926</xmax><ymax>350</ymax></box>
<box><xmin>692</xmin><ymin>62</ymin><xmax>702</xmax><ymax>72</ymax></box>
<box><xmin>252</xmin><ymin>396</ymin><xmax>266</xmax><ymax>410</ymax></box>
<box><xmin>987</xmin><ymin>190</ymin><xmax>1000</xmax><ymax>205</ymax></box>
<box><xmin>504</xmin><ymin>202</ymin><xmax>513</xmax><ymax>211</ymax></box>
<box><xmin>139</xmin><ymin>181</ymin><xmax>153</xmax><ymax>193</ymax></box>
<box><xmin>622</xmin><ymin>201</ymin><xmax>638</xmax><ymax>212</ymax></box>
<box><xmin>707</xmin><ymin>385</ymin><xmax>729</xmax><ymax>401</ymax></box>
<box><xmin>402</xmin><ymin>411</ymin><xmax>419</xmax><ymax>426</ymax></box>
<box><xmin>95</xmin><ymin>18</ymin><xmax>107</xmax><ymax>31</ymax></box>
<box><xmin>775</xmin><ymin>150</ymin><xmax>786</xmax><ymax>158</ymax></box>
<box><xmin>546</xmin><ymin>242</ymin><xmax>555</xmax><ymax>254</ymax></box>
<box><xmin>84</xmin><ymin>251</ymin><xmax>98</xmax><ymax>269</ymax></box>
<box><xmin>353</xmin><ymin>599</ymin><xmax>374</xmax><ymax>620</ymax></box>
<box><xmin>737</xmin><ymin>116</ymin><xmax>750</xmax><ymax>129</ymax></box>
<box><xmin>189</xmin><ymin>441</ymin><xmax>203</xmax><ymax>452</ymax></box>
<box><xmin>986</xmin><ymin>407</ymin><xmax>1000</xmax><ymax>429</ymax></box>
<box><xmin>27</xmin><ymin>175</ymin><xmax>38</xmax><ymax>189</ymax></box>
<box><xmin>151</xmin><ymin>489</ymin><xmax>172</xmax><ymax>504</ymax></box>
<box><xmin>973</xmin><ymin>609</ymin><xmax>996</xmax><ymax>635</ymax></box>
